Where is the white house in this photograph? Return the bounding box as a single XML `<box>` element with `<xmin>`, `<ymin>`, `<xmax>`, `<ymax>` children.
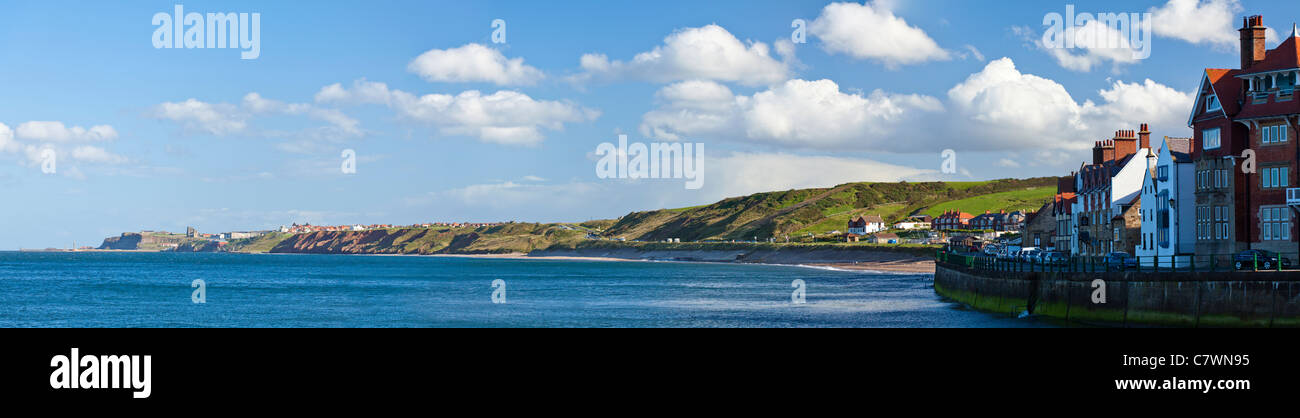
<box><xmin>892</xmin><ymin>221</ymin><xmax>931</xmax><ymax>230</ymax></box>
<box><xmin>847</xmin><ymin>215</ymin><xmax>886</xmax><ymax>235</ymax></box>
<box><xmin>1137</xmin><ymin>137</ymin><xmax>1195</xmax><ymax>267</ymax></box>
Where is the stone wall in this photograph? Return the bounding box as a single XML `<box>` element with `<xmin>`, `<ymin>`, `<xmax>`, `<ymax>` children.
<box><xmin>934</xmin><ymin>265</ymin><xmax>1300</xmax><ymax>327</ymax></box>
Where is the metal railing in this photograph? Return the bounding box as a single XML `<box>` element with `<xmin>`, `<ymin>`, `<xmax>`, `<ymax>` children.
<box><xmin>936</xmin><ymin>249</ymin><xmax>1299</xmax><ymax>274</ymax></box>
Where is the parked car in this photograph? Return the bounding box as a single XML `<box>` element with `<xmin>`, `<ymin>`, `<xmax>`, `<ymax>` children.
<box><xmin>1105</xmin><ymin>252</ymin><xmax>1138</xmax><ymax>270</ymax></box>
<box><xmin>997</xmin><ymin>247</ymin><xmax>1019</xmax><ymax>261</ymax></box>
<box><xmin>1019</xmin><ymin>249</ymin><xmax>1041</xmax><ymax>263</ymax></box>
<box><xmin>1042</xmin><ymin>251</ymin><xmax>1068</xmax><ymax>266</ymax></box>
<box><xmin>1233</xmin><ymin>250</ymin><xmax>1292</xmax><ymax>270</ymax></box>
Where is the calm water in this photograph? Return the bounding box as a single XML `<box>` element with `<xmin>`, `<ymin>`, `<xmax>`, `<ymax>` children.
<box><xmin>0</xmin><ymin>252</ymin><xmax>1052</xmax><ymax>327</ymax></box>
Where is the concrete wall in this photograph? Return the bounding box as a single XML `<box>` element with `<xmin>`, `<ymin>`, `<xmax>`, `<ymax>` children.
<box><xmin>934</xmin><ymin>265</ymin><xmax>1300</xmax><ymax>327</ymax></box>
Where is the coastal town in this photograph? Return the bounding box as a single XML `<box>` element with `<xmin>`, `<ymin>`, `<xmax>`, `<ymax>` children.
<box><xmin>933</xmin><ymin>16</ymin><xmax>1300</xmax><ymax>272</ymax></box>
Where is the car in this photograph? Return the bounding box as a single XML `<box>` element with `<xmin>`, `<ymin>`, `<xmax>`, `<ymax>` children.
<box><xmin>1020</xmin><ymin>249</ymin><xmax>1041</xmax><ymax>263</ymax></box>
<box><xmin>1105</xmin><ymin>252</ymin><xmax>1138</xmax><ymax>270</ymax></box>
<box><xmin>1042</xmin><ymin>251</ymin><xmax>1068</xmax><ymax>266</ymax></box>
<box><xmin>1233</xmin><ymin>249</ymin><xmax>1292</xmax><ymax>270</ymax></box>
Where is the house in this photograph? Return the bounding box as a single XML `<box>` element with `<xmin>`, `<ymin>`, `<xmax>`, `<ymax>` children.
<box><xmin>867</xmin><ymin>232</ymin><xmax>900</xmax><ymax>244</ymax></box>
<box><xmin>1022</xmin><ymin>202</ymin><xmax>1056</xmax><ymax>250</ymax></box>
<box><xmin>846</xmin><ymin>215</ymin><xmax>885</xmax><ymax>235</ymax></box>
<box><xmin>1071</xmin><ymin>126</ymin><xmax>1154</xmax><ymax>256</ymax></box>
<box><xmin>1137</xmin><ymin>137</ymin><xmax>1195</xmax><ymax>266</ymax></box>
<box><xmin>934</xmin><ymin>210</ymin><xmax>974</xmax><ymax>230</ymax></box>
<box><xmin>1052</xmin><ymin>175</ymin><xmax>1077</xmax><ymax>253</ymax></box>
<box><xmin>892</xmin><ymin>220</ymin><xmax>931</xmax><ymax>230</ymax></box>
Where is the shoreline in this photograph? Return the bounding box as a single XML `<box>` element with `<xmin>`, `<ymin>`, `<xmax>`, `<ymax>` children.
<box><xmin>25</xmin><ymin>249</ymin><xmax>936</xmax><ymax>274</ymax></box>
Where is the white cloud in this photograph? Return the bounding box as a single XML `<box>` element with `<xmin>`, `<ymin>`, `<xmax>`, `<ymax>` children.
<box><xmin>947</xmin><ymin>57</ymin><xmax>1193</xmax><ymax>151</ymax></box>
<box><xmin>575</xmin><ymin>24</ymin><xmax>791</xmax><ymax>86</ymax></box>
<box><xmin>640</xmin><ymin>78</ymin><xmax>943</xmax><ymax>150</ymax></box>
<box><xmin>1149</xmin><ymin>0</ymin><xmax>1242</xmax><ymax>46</ymax></box>
<box><xmin>808</xmin><ymin>1</ymin><xmax>950</xmax><ymax>68</ymax></box>
<box><xmin>152</xmin><ymin>94</ymin><xmax>359</xmax><ymax>139</ymax></box>
<box><xmin>15</xmin><ymin>121</ymin><xmax>118</xmax><ymax>142</ymax></box>
<box><xmin>69</xmin><ymin>145</ymin><xmax>128</xmax><ymax>164</ymax></box>
<box><xmin>1040</xmin><ymin>20</ymin><xmax>1144</xmax><ymax>72</ymax></box>
<box><xmin>0</xmin><ymin>123</ymin><xmax>16</xmax><ymax>152</ymax></box>
<box><xmin>642</xmin><ymin>57</ymin><xmax>1192</xmax><ymax>155</ymax></box>
<box><xmin>316</xmin><ymin>79</ymin><xmax>599</xmax><ymax>145</ymax></box>
<box><xmin>407</xmin><ymin>43</ymin><xmax>544</xmax><ymax>86</ymax></box>
<box><xmin>153</xmin><ymin>99</ymin><xmax>246</xmax><ymax>135</ymax></box>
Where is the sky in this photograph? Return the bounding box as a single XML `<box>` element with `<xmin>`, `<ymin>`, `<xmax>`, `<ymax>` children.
<box><xmin>0</xmin><ymin>0</ymin><xmax>1295</xmax><ymax>249</ymax></box>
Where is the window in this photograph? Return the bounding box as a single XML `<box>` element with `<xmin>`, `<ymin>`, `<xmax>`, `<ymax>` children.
<box><xmin>1260</xmin><ymin>206</ymin><xmax>1293</xmax><ymax>241</ymax></box>
<box><xmin>1206</xmin><ymin>95</ymin><xmax>1221</xmax><ymax>112</ymax></box>
<box><xmin>1263</xmin><ymin>125</ymin><xmax>1289</xmax><ymax>144</ymax></box>
<box><xmin>1203</xmin><ymin>127</ymin><xmax>1222</xmax><ymax>149</ymax></box>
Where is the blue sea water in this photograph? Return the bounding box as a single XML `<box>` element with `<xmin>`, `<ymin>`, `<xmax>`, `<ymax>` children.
<box><xmin>0</xmin><ymin>252</ymin><xmax>1052</xmax><ymax>327</ymax></box>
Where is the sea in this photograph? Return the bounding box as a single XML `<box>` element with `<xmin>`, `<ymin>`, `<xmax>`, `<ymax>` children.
<box><xmin>0</xmin><ymin>251</ymin><xmax>1055</xmax><ymax>327</ymax></box>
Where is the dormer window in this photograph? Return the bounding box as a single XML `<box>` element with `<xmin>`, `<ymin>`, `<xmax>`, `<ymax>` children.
<box><xmin>1205</xmin><ymin>95</ymin><xmax>1221</xmax><ymax>112</ymax></box>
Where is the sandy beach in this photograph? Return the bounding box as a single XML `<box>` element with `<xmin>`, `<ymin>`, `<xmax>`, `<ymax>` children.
<box><xmin>432</xmin><ymin>252</ymin><xmax>935</xmax><ymax>274</ymax></box>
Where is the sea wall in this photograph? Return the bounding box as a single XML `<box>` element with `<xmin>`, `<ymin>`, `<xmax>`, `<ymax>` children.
<box><xmin>934</xmin><ymin>265</ymin><xmax>1300</xmax><ymax>327</ymax></box>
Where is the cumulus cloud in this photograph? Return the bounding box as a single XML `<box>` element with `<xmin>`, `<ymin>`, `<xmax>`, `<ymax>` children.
<box><xmin>808</xmin><ymin>1</ymin><xmax>950</xmax><ymax>68</ymax></box>
<box><xmin>407</xmin><ymin>43</ymin><xmax>544</xmax><ymax>86</ymax></box>
<box><xmin>1149</xmin><ymin>0</ymin><xmax>1242</xmax><ymax>47</ymax></box>
<box><xmin>574</xmin><ymin>24</ymin><xmax>791</xmax><ymax>86</ymax></box>
<box><xmin>0</xmin><ymin>123</ymin><xmax>17</xmax><ymax>152</ymax></box>
<box><xmin>15</xmin><ymin>121</ymin><xmax>118</xmax><ymax>142</ymax></box>
<box><xmin>640</xmin><ymin>78</ymin><xmax>943</xmax><ymax>150</ymax></box>
<box><xmin>947</xmin><ymin>57</ymin><xmax>1193</xmax><ymax>151</ymax></box>
<box><xmin>152</xmin><ymin>94</ymin><xmax>359</xmax><ymax>139</ymax></box>
<box><xmin>642</xmin><ymin>57</ymin><xmax>1192</xmax><ymax>154</ymax></box>
<box><xmin>316</xmin><ymin>79</ymin><xmax>599</xmax><ymax>145</ymax></box>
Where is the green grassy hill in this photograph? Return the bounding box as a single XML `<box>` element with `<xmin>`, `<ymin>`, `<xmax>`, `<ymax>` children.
<box><xmin>920</xmin><ymin>186</ymin><xmax>1056</xmax><ymax>218</ymax></box>
<box><xmin>601</xmin><ymin>178</ymin><xmax>1058</xmax><ymax>242</ymax></box>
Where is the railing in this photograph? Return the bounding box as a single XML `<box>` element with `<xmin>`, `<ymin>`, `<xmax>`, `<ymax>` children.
<box><xmin>937</xmin><ymin>249</ymin><xmax>1299</xmax><ymax>274</ymax></box>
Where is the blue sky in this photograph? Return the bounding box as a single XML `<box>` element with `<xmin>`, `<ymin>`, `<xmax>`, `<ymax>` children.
<box><xmin>0</xmin><ymin>0</ymin><xmax>1292</xmax><ymax>249</ymax></box>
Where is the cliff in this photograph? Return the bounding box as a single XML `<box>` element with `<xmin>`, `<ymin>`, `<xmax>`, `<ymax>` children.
<box><xmin>98</xmin><ymin>233</ymin><xmax>142</xmax><ymax>250</ymax></box>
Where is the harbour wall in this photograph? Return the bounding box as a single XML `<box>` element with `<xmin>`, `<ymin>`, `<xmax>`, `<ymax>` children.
<box><xmin>935</xmin><ymin>265</ymin><xmax>1300</xmax><ymax>327</ymax></box>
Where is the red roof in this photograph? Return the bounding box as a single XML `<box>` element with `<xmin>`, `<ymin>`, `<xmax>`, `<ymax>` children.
<box><xmin>1205</xmin><ymin>68</ymin><xmax>1241</xmax><ymax>116</ymax></box>
<box><xmin>1242</xmin><ymin>34</ymin><xmax>1300</xmax><ymax>73</ymax></box>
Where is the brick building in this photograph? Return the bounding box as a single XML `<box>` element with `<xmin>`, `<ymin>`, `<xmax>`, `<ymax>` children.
<box><xmin>1188</xmin><ymin>15</ymin><xmax>1298</xmax><ymax>257</ymax></box>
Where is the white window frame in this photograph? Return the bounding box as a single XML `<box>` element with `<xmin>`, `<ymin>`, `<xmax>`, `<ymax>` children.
<box><xmin>1203</xmin><ymin>127</ymin><xmax>1222</xmax><ymax>150</ymax></box>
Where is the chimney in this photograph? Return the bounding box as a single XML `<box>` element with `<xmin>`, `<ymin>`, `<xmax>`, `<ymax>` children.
<box><xmin>1241</xmin><ymin>15</ymin><xmax>1266</xmax><ymax>69</ymax></box>
<box><xmin>1101</xmin><ymin>140</ymin><xmax>1116</xmax><ymax>163</ymax></box>
<box><xmin>1092</xmin><ymin>141</ymin><xmax>1105</xmax><ymax>164</ymax></box>
<box><xmin>1114</xmin><ymin>129</ymin><xmax>1138</xmax><ymax>161</ymax></box>
<box><xmin>1138</xmin><ymin>123</ymin><xmax>1150</xmax><ymax>149</ymax></box>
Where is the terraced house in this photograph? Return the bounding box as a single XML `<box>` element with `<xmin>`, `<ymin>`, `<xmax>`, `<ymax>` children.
<box><xmin>1189</xmin><ymin>15</ymin><xmax>1299</xmax><ymax>258</ymax></box>
<box><xmin>1070</xmin><ymin>127</ymin><xmax>1153</xmax><ymax>256</ymax></box>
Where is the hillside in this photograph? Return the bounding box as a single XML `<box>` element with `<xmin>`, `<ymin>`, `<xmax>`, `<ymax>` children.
<box><xmin>228</xmin><ymin>223</ymin><xmax>587</xmax><ymax>255</ymax></box>
<box><xmin>600</xmin><ymin>178</ymin><xmax>1058</xmax><ymax>241</ymax></box>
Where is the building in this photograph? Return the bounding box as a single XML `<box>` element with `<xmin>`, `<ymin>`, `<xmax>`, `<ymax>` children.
<box><xmin>934</xmin><ymin>210</ymin><xmax>974</xmax><ymax>231</ymax></box>
<box><xmin>1071</xmin><ymin>126</ymin><xmax>1154</xmax><ymax>256</ymax></box>
<box><xmin>1137</xmin><ymin>137</ymin><xmax>1195</xmax><ymax>266</ymax></box>
<box><xmin>867</xmin><ymin>232</ymin><xmax>900</xmax><ymax>244</ymax></box>
<box><xmin>1052</xmin><ymin>174</ymin><xmax>1078</xmax><ymax>253</ymax></box>
<box><xmin>846</xmin><ymin>215</ymin><xmax>885</xmax><ymax>235</ymax></box>
<box><xmin>892</xmin><ymin>220</ymin><xmax>931</xmax><ymax>230</ymax></box>
<box><xmin>1187</xmin><ymin>15</ymin><xmax>1298</xmax><ymax>258</ymax></box>
<box><xmin>969</xmin><ymin>209</ymin><xmax>1028</xmax><ymax>232</ymax></box>
<box><xmin>1022</xmin><ymin>201</ymin><xmax>1056</xmax><ymax>250</ymax></box>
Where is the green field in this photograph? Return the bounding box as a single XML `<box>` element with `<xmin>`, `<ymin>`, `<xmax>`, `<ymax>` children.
<box><xmin>921</xmin><ymin>186</ymin><xmax>1055</xmax><ymax>218</ymax></box>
